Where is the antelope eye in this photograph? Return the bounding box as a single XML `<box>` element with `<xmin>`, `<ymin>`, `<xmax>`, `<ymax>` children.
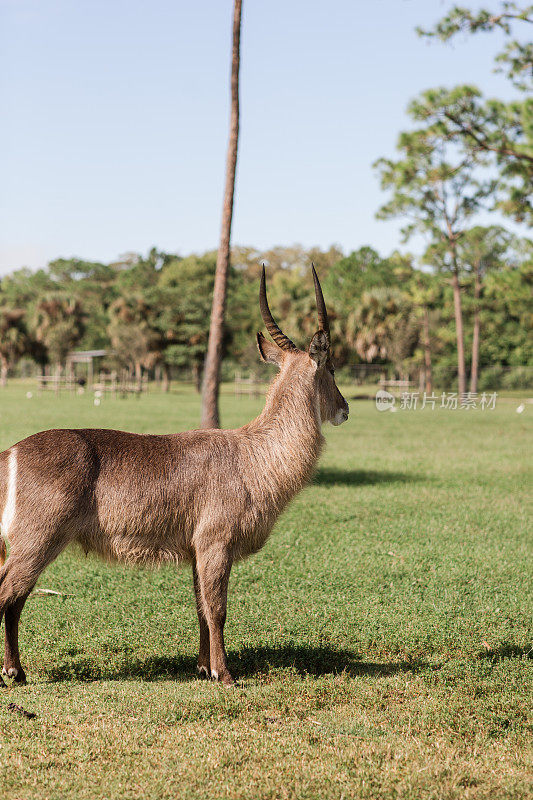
<box><xmin>329</xmin><ymin>366</ymin><xmax>335</xmax><ymax>376</ymax></box>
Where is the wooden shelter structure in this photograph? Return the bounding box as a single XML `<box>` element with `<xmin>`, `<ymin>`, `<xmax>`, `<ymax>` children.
<box><xmin>65</xmin><ymin>350</ymin><xmax>109</xmax><ymax>390</ymax></box>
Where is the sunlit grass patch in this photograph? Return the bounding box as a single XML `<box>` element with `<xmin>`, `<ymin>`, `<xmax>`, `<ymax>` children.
<box><xmin>0</xmin><ymin>382</ymin><xmax>531</xmax><ymax>799</ymax></box>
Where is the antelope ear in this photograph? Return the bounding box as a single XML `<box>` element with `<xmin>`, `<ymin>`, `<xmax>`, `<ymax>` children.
<box><xmin>309</xmin><ymin>330</ymin><xmax>329</xmax><ymax>368</ymax></box>
<box><xmin>256</xmin><ymin>332</ymin><xmax>284</xmax><ymax>367</ymax></box>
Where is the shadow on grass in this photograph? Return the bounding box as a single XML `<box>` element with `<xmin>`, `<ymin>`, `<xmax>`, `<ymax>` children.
<box><xmin>478</xmin><ymin>643</ymin><xmax>532</xmax><ymax>662</ymax></box>
<box><xmin>45</xmin><ymin>653</ymin><xmax>197</xmax><ymax>684</ymax></box>
<box><xmin>44</xmin><ymin>644</ymin><xmax>429</xmax><ymax>684</ymax></box>
<box><xmin>230</xmin><ymin>644</ymin><xmax>428</xmax><ymax>679</ymax></box>
<box><xmin>314</xmin><ymin>468</ymin><xmax>423</xmax><ymax>487</ymax></box>
<box><xmin>344</xmin><ymin>393</ymin><xmax>376</xmax><ymax>401</ymax></box>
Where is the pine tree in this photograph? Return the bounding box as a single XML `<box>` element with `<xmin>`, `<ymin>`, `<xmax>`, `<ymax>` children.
<box><xmin>375</xmin><ymin>128</ymin><xmax>494</xmax><ymax>394</ymax></box>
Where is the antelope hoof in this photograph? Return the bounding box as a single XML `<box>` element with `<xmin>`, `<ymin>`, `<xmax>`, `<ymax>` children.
<box><xmin>2</xmin><ymin>666</ymin><xmax>27</xmax><ymax>685</ymax></box>
<box><xmin>211</xmin><ymin>669</ymin><xmax>235</xmax><ymax>688</ymax></box>
<box><xmin>196</xmin><ymin>664</ymin><xmax>210</xmax><ymax>679</ymax></box>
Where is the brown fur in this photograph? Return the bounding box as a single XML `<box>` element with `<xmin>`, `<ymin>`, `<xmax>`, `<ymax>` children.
<box><xmin>0</xmin><ymin>323</ymin><xmax>348</xmax><ymax>686</ymax></box>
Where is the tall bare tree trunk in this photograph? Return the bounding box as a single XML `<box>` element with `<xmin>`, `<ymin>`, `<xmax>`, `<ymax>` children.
<box><xmin>192</xmin><ymin>362</ymin><xmax>202</xmax><ymax>394</ymax></box>
<box><xmin>470</xmin><ymin>265</ymin><xmax>481</xmax><ymax>394</ymax></box>
<box><xmin>134</xmin><ymin>361</ymin><xmax>142</xmax><ymax>393</ymax></box>
<box><xmin>55</xmin><ymin>362</ymin><xmax>62</xmax><ymax>396</ymax></box>
<box><xmin>162</xmin><ymin>363</ymin><xmax>171</xmax><ymax>393</ymax></box>
<box><xmin>422</xmin><ymin>306</ymin><xmax>432</xmax><ymax>393</ymax></box>
<box><xmin>0</xmin><ymin>355</ymin><xmax>8</xmax><ymax>388</ymax></box>
<box><xmin>201</xmin><ymin>0</ymin><xmax>242</xmax><ymax>429</ymax></box>
<box><xmin>450</xmin><ymin>250</ymin><xmax>466</xmax><ymax>396</ymax></box>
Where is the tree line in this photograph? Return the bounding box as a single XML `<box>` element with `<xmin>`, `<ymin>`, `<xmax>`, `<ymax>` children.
<box><xmin>0</xmin><ymin>238</ymin><xmax>530</xmax><ymax>391</ymax></box>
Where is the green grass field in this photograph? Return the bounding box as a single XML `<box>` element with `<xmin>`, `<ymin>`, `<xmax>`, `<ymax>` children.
<box><xmin>0</xmin><ymin>382</ymin><xmax>531</xmax><ymax>799</ymax></box>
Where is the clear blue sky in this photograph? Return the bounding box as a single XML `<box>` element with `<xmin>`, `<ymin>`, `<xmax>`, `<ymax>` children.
<box><xmin>0</xmin><ymin>0</ymin><xmax>515</xmax><ymax>274</ymax></box>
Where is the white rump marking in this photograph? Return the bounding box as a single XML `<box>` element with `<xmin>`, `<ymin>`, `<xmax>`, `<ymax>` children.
<box><xmin>2</xmin><ymin>449</ymin><xmax>17</xmax><ymax>539</ymax></box>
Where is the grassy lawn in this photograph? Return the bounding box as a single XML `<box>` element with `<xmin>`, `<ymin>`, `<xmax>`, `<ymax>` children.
<box><xmin>0</xmin><ymin>381</ymin><xmax>531</xmax><ymax>799</ymax></box>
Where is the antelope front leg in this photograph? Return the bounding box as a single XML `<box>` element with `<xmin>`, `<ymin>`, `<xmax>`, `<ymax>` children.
<box><xmin>195</xmin><ymin>544</ymin><xmax>234</xmax><ymax>687</ymax></box>
<box><xmin>192</xmin><ymin>561</ymin><xmax>210</xmax><ymax>678</ymax></box>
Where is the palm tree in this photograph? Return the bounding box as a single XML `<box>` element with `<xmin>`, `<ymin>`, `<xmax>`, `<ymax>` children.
<box><xmin>107</xmin><ymin>294</ymin><xmax>162</xmax><ymax>389</ymax></box>
<box><xmin>201</xmin><ymin>0</ymin><xmax>242</xmax><ymax>429</ymax></box>
<box><xmin>31</xmin><ymin>295</ymin><xmax>86</xmax><ymax>375</ymax></box>
<box><xmin>350</xmin><ymin>288</ymin><xmax>418</xmax><ymax>378</ymax></box>
<box><xmin>0</xmin><ymin>308</ymin><xmax>28</xmax><ymax>387</ymax></box>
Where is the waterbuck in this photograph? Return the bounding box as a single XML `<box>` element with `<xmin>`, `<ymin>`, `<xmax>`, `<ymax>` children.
<box><xmin>0</xmin><ymin>267</ymin><xmax>348</xmax><ymax>686</ymax></box>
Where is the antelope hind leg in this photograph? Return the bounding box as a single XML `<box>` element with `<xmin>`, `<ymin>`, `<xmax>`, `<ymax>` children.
<box><xmin>0</xmin><ymin>558</ymin><xmax>38</xmax><ymax>686</ymax></box>
<box><xmin>0</xmin><ymin>531</ymin><xmax>70</xmax><ymax>685</ymax></box>
<box><xmin>3</xmin><ymin>590</ymin><xmax>33</xmax><ymax>684</ymax></box>
<box><xmin>192</xmin><ymin>561</ymin><xmax>211</xmax><ymax>678</ymax></box>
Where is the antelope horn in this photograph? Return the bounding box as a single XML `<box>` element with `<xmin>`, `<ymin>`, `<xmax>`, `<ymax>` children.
<box><xmin>311</xmin><ymin>264</ymin><xmax>330</xmax><ymax>341</ymax></box>
<box><xmin>259</xmin><ymin>265</ymin><xmax>298</xmax><ymax>351</ymax></box>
